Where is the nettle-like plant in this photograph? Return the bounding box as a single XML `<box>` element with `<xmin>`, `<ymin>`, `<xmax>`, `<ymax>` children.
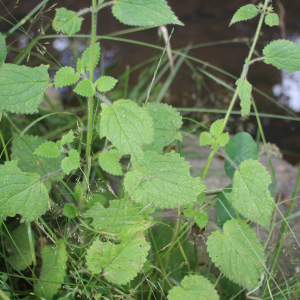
<box><xmin>0</xmin><ymin>0</ymin><xmax>300</xmax><ymax>299</ymax></box>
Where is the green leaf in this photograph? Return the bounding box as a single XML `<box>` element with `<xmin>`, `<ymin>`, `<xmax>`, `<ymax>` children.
<box><xmin>96</xmin><ymin>76</ymin><xmax>118</xmax><ymax>92</ymax></box>
<box><xmin>184</xmin><ymin>209</ymin><xmax>208</xmax><ymax>229</ymax></box>
<box><xmin>0</xmin><ymin>33</ymin><xmax>7</xmax><ymax>65</ymax></box>
<box><xmin>61</xmin><ymin>149</ymin><xmax>80</xmax><ymax>175</ymax></box>
<box><xmin>0</xmin><ymin>161</ymin><xmax>50</xmax><ymax>222</ymax></box>
<box><xmin>74</xmin><ymin>79</ymin><xmax>95</xmax><ymax>97</ymax></box>
<box><xmin>216</xmin><ymin>132</ymin><xmax>229</xmax><ymax>147</ymax></box>
<box><xmin>168</xmin><ymin>275</ymin><xmax>219</xmax><ymax>300</ymax></box>
<box><xmin>54</xmin><ymin>66</ymin><xmax>80</xmax><ymax>89</ymax></box>
<box><xmin>265</xmin><ymin>13</ymin><xmax>279</xmax><ymax>27</ymax></box>
<box><xmin>112</xmin><ymin>0</ymin><xmax>183</xmax><ymax>26</ymax></box>
<box><xmin>143</xmin><ymin>103</ymin><xmax>183</xmax><ymax>154</ymax></box>
<box><xmin>98</xmin><ymin>0</ymin><xmax>105</xmax><ymax>4</ymax></box>
<box><xmin>215</xmin><ymin>185</ymin><xmax>240</xmax><ymax>229</ymax></box>
<box><xmin>263</xmin><ymin>39</ymin><xmax>300</xmax><ymax>72</ymax></box>
<box><xmin>0</xmin><ymin>64</ymin><xmax>49</xmax><ymax>114</ymax></box>
<box><xmin>210</xmin><ymin>119</ymin><xmax>223</xmax><ymax>137</ymax></box>
<box><xmin>34</xmin><ymin>142</ymin><xmax>60</xmax><ymax>158</ymax></box>
<box><xmin>81</xmin><ymin>42</ymin><xmax>101</xmax><ymax>72</ymax></box>
<box><xmin>211</xmin><ymin>141</ymin><xmax>219</xmax><ymax>151</ymax></box>
<box><xmin>207</xmin><ymin>220</ymin><xmax>265</xmax><ymax>290</ymax></box>
<box><xmin>86</xmin><ymin>223</ymin><xmax>151</xmax><ymax>285</ymax></box>
<box><xmin>53</xmin><ymin>8</ymin><xmax>84</xmax><ymax>35</ymax></box>
<box><xmin>229</xmin><ymin>4</ymin><xmax>259</xmax><ymax>26</ymax></box>
<box><xmin>35</xmin><ymin>240</ymin><xmax>67</xmax><ymax>298</ymax></box>
<box><xmin>124</xmin><ymin>151</ymin><xmax>205</xmax><ymax>208</ymax></box>
<box><xmin>225</xmin><ymin>132</ymin><xmax>257</xmax><ymax>180</ymax></box>
<box><xmin>236</xmin><ymin>78</ymin><xmax>252</xmax><ymax>116</ymax></box>
<box><xmin>98</xmin><ymin>149</ymin><xmax>123</xmax><ymax>176</ymax></box>
<box><xmin>83</xmin><ymin>199</ymin><xmax>154</xmax><ymax>234</ymax></box>
<box><xmin>61</xmin><ymin>130</ymin><xmax>75</xmax><ymax>146</ymax></box>
<box><xmin>62</xmin><ymin>203</ymin><xmax>78</xmax><ymax>218</ymax></box>
<box><xmin>199</xmin><ymin>132</ymin><xmax>214</xmax><ymax>146</ymax></box>
<box><xmin>77</xmin><ymin>58</ymin><xmax>84</xmax><ymax>73</ymax></box>
<box><xmin>227</xmin><ymin>159</ymin><xmax>274</xmax><ymax>229</ymax></box>
<box><xmin>6</xmin><ymin>225</ymin><xmax>35</xmax><ymax>271</ymax></box>
<box><xmin>11</xmin><ymin>136</ymin><xmax>64</xmax><ymax>191</ymax></box>
<box><xmin>99</xmin><ymin>100</ymin><xmax>154</xmax><ymax>164</ymax></box>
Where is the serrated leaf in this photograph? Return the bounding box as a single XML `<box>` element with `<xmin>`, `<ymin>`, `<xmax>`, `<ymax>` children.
<box><xmin>35</xmin><ymin>240</ymin><xmax>67</xmax><ymax>298</ymax></box>
<box><xmin>0</xmin><ymin>64</ymin><xmax>49</xmax><ymax>114</ymax></box>
<box><xmin>225</xmin><ymin>132</ymin><xmax>257</xmax><ymax>180</ymax></box>
<box><xmin>207</xmin><ymin>220</ymin><xmax>265</xmax><ymax>290</ymax></box>
<box><xmin>263</xmin><ymin>39</ymin><xmax>300</xmax><ymax>72</ymax></box>
<box><xmin>61</xmin><ymin>149</ymin><xmax>80</xmax><ymax>175</ymax></box>
<box><xmin>74</xmin><ymin>79</ymin><xmax>95</xmax><ymax>97</ymax></box>
<box><xmin>83</xmin><ymin>199</ymin><xmax>154</xmax><ymax>234</ymax></box>
<box><xmin>34</xmin><ymin>142</ymin><xmax>60</xmax><ymax>158</ymax></box>
<box><xmin>210</xmin><ymin>119</ymin><xmax>224</xmax><ymax>137</ymax></box>
<box><xmin>0</xmin><ymin>33</ymin><xmax>7</xmax><ymax>65</ymax></box>
<box><xmin>98</xmin><ymin>149</ymin><xmax>123</xmax><ymax>176</ymax></box>
<box><xmin>54</xmin><ymin>67</ymin><xmax>79</xmax><ymax>89</ymax></box>
<box><xmin>216</xmin><ymin>132</ymin><xmax>229</xmax><ymax>147</ymax></box>
<box><xmin>227</xmin><ymin>159</ymin><xmax>274</xmax><ymax>229</ymax></box>
<box><xmin>143</xmin><ymin>103</ymin><xmax>183</xmax><ymax>154</ymax></box>
<box><xmin>86</xmin><ymin>223</ymin><xmax>151</xmax><ymax>284</ymax></box>
<box><xmin>112</xmin><ymin>0</ymin><xmax>183</xmax><ymax>26</ymax></box>
<box><xmin>53</xmin><ymin>8</ymin><xmax>84</xmax><ymax>35</ymax></box>
<box><xmin>211</xmin><ymin>141</ymin><xmax>219</xmax><ymax>151</ymax></box>
<box><xmin>96</xmin><ymin>76</ymin><xmax>118</xmax><ymax>92</ymax></box>
<box><xmin>62</xmin><ymin>203</ymin><xmax>77</xmax><ymax>218</ymax></box>
<box><xmin>61</xmin><ymin>130</ymin><xmax>75</xmax><ymax>146</ymax></box>
<box><xmin>99</xmin><ymin>100</ymin><xmax>154</xmax><ymax>164</ymax></box>
<box><xmin>184</xmin><ymin>209</ymin><xmax>208</xmax><ymax>229</ymax></box>
<box><xmin>81</xmin><ymin>42</ymin><xmax>101</xmax><ymax>72</ymax></box>
<box><xmin>6</xmin><ymin>225</ymin><xmax>35</xmax><ymax>271</ymax></box>
<box><xmin>0</xmin><ymin>161</ymin><xmax>50</xmax><ymax>222</ymax></box>
<box><xmin>236</xmin><ymin>78</ymin><xmax>252</xmax><ymax>116</ymax></box>
<box><xmin>199</xmin><ymin>132</ymin><xmax>214</xmax><ymax>146</ymax></box>
<box><xmin>265</xmin><ymin>13</ymin><xmax>279</xmax><ymax>27</ymax></box>
<box><xmin>229</xmin><ymin>4</ymin><xmax>259</xmax><ymax>26</ymax></box>
<box><xmin>168</xmin><ymin>275</ymin><xmax>219</xmax><ymax>300</ymax></box>
<box><xmin>77</xmin><ymin>58</ymin><xmax>84</xmax><ymax>73</ymax></box>
<box><xmin>124</xmin><ymin>151</ymin><xmax>205</xmax><ymax>208</ymax></box>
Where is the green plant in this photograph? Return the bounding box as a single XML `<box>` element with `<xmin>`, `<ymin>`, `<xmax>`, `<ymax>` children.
<box><xmin>0</xmin><ymin>0</ymin><xmax>300</xmax><ymax>299</ymax></box>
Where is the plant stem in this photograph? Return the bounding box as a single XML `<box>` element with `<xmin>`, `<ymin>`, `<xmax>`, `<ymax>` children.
<box><xmin>201</xmin><ymin>150</ymin><xmax>216</xmax><ymax>180</ymax></box>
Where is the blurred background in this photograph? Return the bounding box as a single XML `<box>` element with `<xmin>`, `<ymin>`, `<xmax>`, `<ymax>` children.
<box><xmin>1</xmin><ymin>0</ymin><xmax>300</xmax><ymax>164</ymax></box>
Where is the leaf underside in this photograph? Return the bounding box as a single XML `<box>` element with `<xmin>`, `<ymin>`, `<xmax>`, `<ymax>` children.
<box><xmin>236</xmin><ymin>78</ymin><xmax>252</xmax><ymax>116</ymax></box>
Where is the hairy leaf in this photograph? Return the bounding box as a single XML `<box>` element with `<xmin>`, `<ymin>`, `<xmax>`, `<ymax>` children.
<box><xmin>207</xmin><ymin>220</ymin><xmax>265</xmax><ymax>290</ymax></box>
<box><xmin>227</xmin><ymin>159</ymin><xmax>274</xmax><ymax>229</ymax></box>
<box><xmin>81</xmin><ymin>42</ymin><xmax>101</xmax><ymax>72</ymax></box>
<box><xmin>210</xmin><ymin>119</ymin><xmax>223</xmax><ymax>137</ymax></box>
<box><xmin>263</xmin><ymin>39</ymin><xmax>300</xmax><ymax>72</ymax></box>
<box><xmin>53</xmin><ymin>8</ymin><xmax>83</xmax><ymax>35</ymax></box>
<box><xmin>0</xmin><ymin>161</ymin><xmax>50</xmax><ymax>222</ymax></box>
<box><xmin>168</xmin><ymin>275</ymin><xmax>219</xmax><ymax>300</ymax></box>
<box><xmin>265</xmin><ymin>13</ymin><xmax>279</xmax><ymax>27</ymax></box>
<box><xmin>74</xmin><ymin>79</ymin><xmax>95</xmax><ymax>97</ymax></box>
<box><xmin>11</xmin><ymin>135</ymin><xmax>64</xmax><ymax>190</ymax></box>
<box><xmin>216</xmin><ymin>132</ymin><xmax>229</xmax><ymax>147</ymax></box>
<box><xmin>112</xmin><ymin>0</ymin><xmax>183</xmax><ymax>26</ymax></box>
<box><xmin>225</xmin><ymin>132</ymin><xmax>257</xmax><ymax>180</ymax></box>
<box><xmin>61</xmin><ymin>149</ymin><xmax>80</xmax><ymax>175</ymax></box>
<box><xmin>124</xmin><ymin>151</ymin><xmax>205</xmax><ymax>208</ymax></box>
<box><xmin>143</xmin><ymin>103</ymin><xmax>183</xmax><ymax>153</ymax></box>
<box><xmin>77</xmin><ymin>58</ymin><xmax>84</xmax><ymax>73</ymax></box>
<box><xmin>236</xmin><ymin>78</ymin><xmax>252</xmax><ymax>116</ymax></box>
<box><xmin>100</xmin><ymin>100</ymin><xmax>154</xmax><ymax>164</ymax></box>
<box><xmin>86</xmin><ymin>223</ymin><xmax>151</xmax><ymax>285</ymax></box>
<box><xmin>96</xmin><ymin>76</ymin><xmax>118</xmax><ymax>92</ymax></box>
<box><xmin>184</xmin><ymin>209</ymin><xmax>208</xmax><ymax>229</ymax></box>
<box><xmin>0</xmin><ymin>64</ymin><xmax>49</xmax><ymax>114</ymax></box>
<box><xmin>6</xmin><ymin>225</ymin><xmax>34</xmax><ymax>271</ymax></box>
<box><xmin>61</xmin><ymin>130</ymin><xmax>75</xmax><ymax>146</ymax></box>
<box><xmin>83</xmin><ymin>199</ymin><xmax>154</xmax><ymax>234</ymax></box>
<box><xmin>199</xmin><ymin>132</ymin><xmax>214</xmax><ymax>146</ymax></box>
<box><xmin>98</xmin><ymin>149</ymin><xmax>123</xmax><ymax>176</ymax></box>
<box><xmin>0</xmin><ymin>32</ymin><xmax>7</xmax><ymax>65</ymax></box>
<box><xmin>35</xmin><ymin>240</ymin><xmax>67</xmax><ymax>298</ymax></box>
<box><xmin>34</xmin><ymin>142</ymin><xmax>60</xmax><ymax>158</ymax></box>
<box><xmin>54</xmin><ymin>66</ymin><xmax>79</xmax><ymax>89</ymax></box>
<box><xmin>229</xmin><ymin>4</ymin><xmax>259</xmax><ymax>26</ymax></box>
